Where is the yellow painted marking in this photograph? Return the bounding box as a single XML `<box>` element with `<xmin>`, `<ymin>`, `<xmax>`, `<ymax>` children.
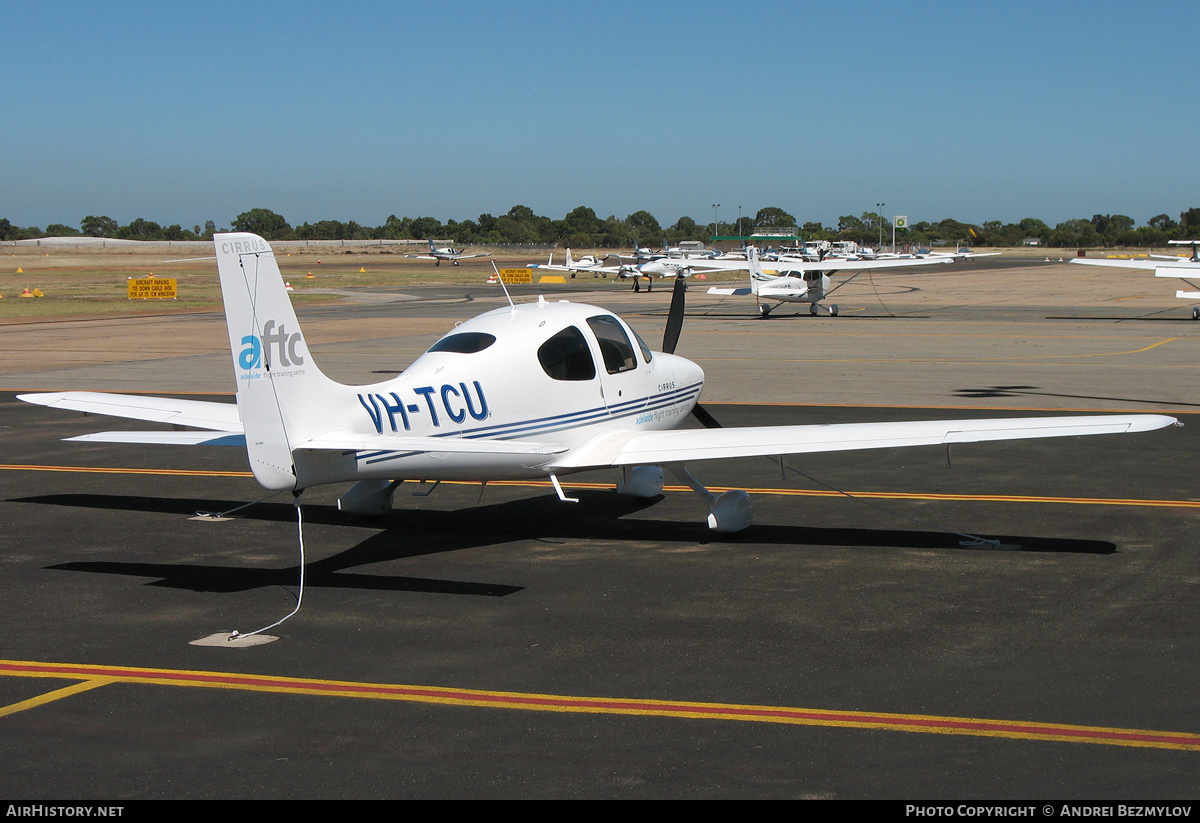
<box><xmin>1017</xmin><ymin>337</ymin><xmax>1178</xmax><ymax>359</ymax></box>
<box><xmin>481</xmin><ymin>479</ymin><xmax>1200</xmax><ymax>510</ymax></box>
<box><xmin>0</xmin><ymin>677</ymin><xmax>115</xmax><ymax>717</ymax></box>
<box><xmin>694</xmin><ymin>358</ymin><xmax>1192</xmax><ymax>368</ymax></box>
<box><xmin>693</xmin><ymin>336</ymin><xmax>1183</xmax><ymax>363</ymax></box>
<box><xmin>0</xmin><ymin>463</ymin><xmax>252</xmax><ymax>478</ymax></box>
<box><xmin>1</xmin><ymin>660</ymin><xmax>1195</xmax><ymax>750</ymax></box>
<box><xmin>2</xmin><ymin>465</ymin><xmax>1196</xmax><ymax>509</ymax></box>
<box><xmin>2</xmin><ymin>389</ymin><xmax>235</xmax><ymax>397</ymax></box>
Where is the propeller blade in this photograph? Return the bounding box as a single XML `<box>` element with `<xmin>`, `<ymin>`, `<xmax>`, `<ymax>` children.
<box><xmin>662</xmin><ymin>276</ymin><xmax>687</xmax><ymax>354</ymax></box>
<box><xmin>691</xmin><ymin>402</ymin><xmax>723</xmax><ymax>429</ymax></box>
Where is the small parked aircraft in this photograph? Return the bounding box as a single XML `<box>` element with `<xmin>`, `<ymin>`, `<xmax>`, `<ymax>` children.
<box><xmin>19</xmin><ymin>233</ymin><xmax>1175</xmax><ymax>533</ymax></box>
<box><xmin>406</xmin><ymin>239</ymin><xmax>491</xmax><ymax>266</ymax></box>
<box><xmin>707</xmin><ymin>246</ymin><xmax>955</xmax><ymax>317</ymax></box>
<box><xmin>533</xmin><ymin>248</ymin><xmax>749</xmax><ymax>291</ymax></box>
<box><xmin>1070</xmin><ymin>242</ymin><xmax>1200</xmax><ymax>319</ymax></box>
<box><xmin>531</xmin><ymin>248</ymin><xmax>613</xmax><ymax>278</ymax></box>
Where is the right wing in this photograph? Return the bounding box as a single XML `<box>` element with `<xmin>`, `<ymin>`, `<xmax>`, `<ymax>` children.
<box><xmin>551</xmin><ymin>415</ymin><xmax>1177</xmax><ymax>469</ymax></box>
<box><xmin>1070</xmin><ymin>257</ymin><xmax>1200</xmax><ymax>274</ymax></box>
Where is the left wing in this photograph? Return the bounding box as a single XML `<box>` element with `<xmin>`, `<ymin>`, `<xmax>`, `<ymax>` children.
<box><xmin>1070</xmin><ymin>257</ymin><xmax>1200</xmax><ymax>299</ymax></box>
<box><xmin>551</xmin><ymin>415</ymin><xmax>1177</xmax><ymax>469</ymax></box>
<box><xmin>17</xmin><ymin>391</ymin><xmax>568</xmax><ymax>456</ymax></box>
<box><xmin>1069</xmin><ymin>257</ymin><xmax>1200</xmax><ymax>271</ymax></box>
<box><xmin>762</xmin><ymin>256</ymin><xmax>955</xmax><ymax>275</ymax></box>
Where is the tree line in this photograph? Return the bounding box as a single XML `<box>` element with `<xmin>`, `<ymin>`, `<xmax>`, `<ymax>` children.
<box><xmin>4</xmin><ymin>205</ymin><xmax>1200</xmax><ymax>248</ymax></box>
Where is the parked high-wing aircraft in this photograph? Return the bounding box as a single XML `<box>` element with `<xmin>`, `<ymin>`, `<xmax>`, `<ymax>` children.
<box><xmin>405</xmin><ymin>239</ymin><xmax>491</xmax><ymax>266</ymax></box>
<box><xmin>533</xmin><ymin>247</ymin><xmax>750</xmax><ymax>291</ymax></box>
<box><xmin>19</xmin><ymin>233</ymin><xmax>1175</xmax><ymax>533</ymax></box>
<box><xmin>532</xmin><ymin>248</ymin><xmax>612</xmax><ymax>278</ymax></box>
<box><xmin>707</xmin><ymin>246</ymin><xmax>957</xmax><ymax>316</ymax></box>
<box><xmin>1070</xmin><ymin>242</ymin><xmax>1200</xmax><ymax>319</ymax></box>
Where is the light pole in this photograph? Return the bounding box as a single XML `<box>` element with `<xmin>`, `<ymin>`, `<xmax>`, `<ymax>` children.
<box><xmin>876</xmin><ymin>202</ymin><xmax>885</xmax><ymax>251</ymax></box>
<box><xmin>712</xmin><ymin>203</ymin><xmax>720</xmax><ymax>239</ymax></box>
<box><xmin>738</xmin><ymin>205</ymin><xmax>743</xmax><ymax>238</ymax></box>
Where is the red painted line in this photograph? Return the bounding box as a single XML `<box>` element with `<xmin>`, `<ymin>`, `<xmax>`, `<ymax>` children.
<box><xmin>4</xmin><ymin>466</ymin><xmax>1197</xmax><ymax>510</ymax></box>
<box><xmin>2</xmin><ymin>659</ymin><xmax>1197</xmax><ymax>750</ymax></box>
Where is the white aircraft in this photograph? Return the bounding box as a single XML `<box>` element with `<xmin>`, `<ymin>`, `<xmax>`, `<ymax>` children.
<box><xmin>707</xmin><ymin>246</ymin><xmax>957</xmax><ymax>317</ymax></box>
<box><xmin>533</xmin><ymin>248</ymin><xmax>750</xmax><ymax>292</ymax></box>
<box><xmin>925</xmin><ymin>248</ymin><xmax>1002</xmax><ymax>260</ymax></box>
<box><xmin>405</xmin><ymin>239</ymin><xmax>491</xmax><ymax>266</ymax></box>
<box><xmin>531</xmin><ymin>248</ymin><xmax>613</xmax><ymax>278</ymax></box>
<box><xmin>1070</xmin><ymin>241</ymin><xmax>1200</xmax><ymax>319</ymax></box>
<box><xmin>19</xmin><ymin>233</ymin><xmax>1175</xmax><ymax>534</ymax></box>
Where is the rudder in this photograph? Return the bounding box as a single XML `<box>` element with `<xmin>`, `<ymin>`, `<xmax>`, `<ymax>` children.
<box><xmin>214</xmin><ymin>232</ymin><xmax>341</xmax><ymax>490</ymax></box>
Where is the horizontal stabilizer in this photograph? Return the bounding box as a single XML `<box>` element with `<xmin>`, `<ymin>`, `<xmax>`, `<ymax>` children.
<box><xmin>17</xmin><ymin>391</ymin><xmax>242</xmax><ymax>432</ymax></box>
<box><xmin>707</xmin><ymin>287</ymin><xmax>752</xmax><ymax>296</ymax></box>
<box><xmin>1156</xmin><ymin>266</ymin><xmax>1200</xmax><ymax>279</ymax></box>
<box><xmin>67</xmin><ymin>431</ymin><xmax>247</xmax><ymax>446</ymax></box>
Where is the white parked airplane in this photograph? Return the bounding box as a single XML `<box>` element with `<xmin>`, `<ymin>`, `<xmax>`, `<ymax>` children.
<box><xmin>1070</xmin><ymin>242</ymin><xmax>1200</xmax><ymax>319</ymax></box>
<box><xmin>406</xmin><ymin>239</ymin><xmax>491</xmax><ymax>266</ymax></box>
<box><xmin>707</xmin><ymin>246</ymin><xmax>957</xmax><ymax>317</ymax></box>
<box><xmin>533</xmin><ymin>248</ymin><xmax>750</xmax><ymax>292</ymax></box>
<box><xmin>532</xmin><ymin>248</ymin><xmax>613</xmax><ymax>278</ymax></box>
<box><xmin>19</xmin><ymin>233</ymin><xmax>1175</xmax><ymax>533</ymax></box>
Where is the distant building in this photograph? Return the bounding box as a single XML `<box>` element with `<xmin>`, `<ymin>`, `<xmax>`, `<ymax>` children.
<box><xmin>750</xmin><ymin>226</ymin><xmax>800</xmax><ymax>239</ymax></box>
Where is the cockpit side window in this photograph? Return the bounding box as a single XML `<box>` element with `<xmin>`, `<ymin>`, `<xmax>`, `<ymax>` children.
<box><xmin>586</xmin><ymin>315</ymin><xmax>638</xmax><ymax>374</ymax></box>
<box><xmin>538</xmin><ymin>325</ymin><xmax>596</xmax><ymax>381</ymax></box>
<box><xmin>427</xmin><ymin>332</ymin><xmax>497</xmax><ymax>354</ymax></box>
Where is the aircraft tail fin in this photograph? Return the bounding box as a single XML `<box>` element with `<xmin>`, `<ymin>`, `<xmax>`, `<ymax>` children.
<box><xmin>747</xmin><ymin>246</ymin><xmax>764</xmax><ymax>295</ymax></box>
<box><xmin>214</xmin><ymin>233</ymin><xmax>344</xmax><ymax>490</ymax></box>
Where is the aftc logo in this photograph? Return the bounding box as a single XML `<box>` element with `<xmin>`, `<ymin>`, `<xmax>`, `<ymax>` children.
<box><xmin>238</xmin><ymin>321</ymin><xmax>304</xmax><ymax>370</ymax></box>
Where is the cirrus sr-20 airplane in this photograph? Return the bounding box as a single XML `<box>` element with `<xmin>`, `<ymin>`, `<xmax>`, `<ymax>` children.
<box><xmin>405</xmin><ymin>238</ymin><xmax>491</xmax><ymax>266</ymax></box>
<box><xmin>19</xmin><ymin>233</ymin><xmax>1176</xmax><ymax>533</ymax></box>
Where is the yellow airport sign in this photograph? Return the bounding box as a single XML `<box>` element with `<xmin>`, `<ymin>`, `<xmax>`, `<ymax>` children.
<box><xmin>128</xmin><ymin>278</ymin><xmax>177</xmax><ymax>299</ymax></box>
<box><xmin>499</xmin><ymin>268</ymin><xmax>533</xmax><ymax>284</ymax></box>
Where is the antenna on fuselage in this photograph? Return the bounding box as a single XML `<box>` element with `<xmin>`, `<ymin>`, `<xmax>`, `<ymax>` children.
<box><xmin>491</xmin><ymin>261</ymin><xmax>516</xmax><ymax>312</ymax></box>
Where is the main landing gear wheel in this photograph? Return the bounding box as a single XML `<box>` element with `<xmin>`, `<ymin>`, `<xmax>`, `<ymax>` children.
<box><xmin>1192</xmin><ymin>306</ymin><xmax>1199</xmax><ymax>320</ymax></box>
<box><xmin>809</xmin><ymin>304</ymin><xmax>819</xmax><ymax>316</ymax></box>
<box><xmin>829</xmin><ymin>304</ymin><xmax>839</xmax><ymax>316</ymax></box>
<box><xmin>758</xmin><ymin>304</ymin><xmax>771</xmax><ymax>318</ymax></box>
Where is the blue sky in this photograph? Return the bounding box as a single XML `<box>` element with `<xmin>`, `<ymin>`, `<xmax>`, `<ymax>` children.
<box><xmin>4</xmin><ymin>0</ymin><xmax>1197</xmax><ymax>231</ymax></box>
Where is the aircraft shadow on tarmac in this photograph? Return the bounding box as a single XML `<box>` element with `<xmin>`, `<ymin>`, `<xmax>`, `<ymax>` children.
<box><xmin>954</xmin><ymin>384</ymin><xmax>1200</xmax><ymax>408</ymax></box>
<box><xmin>13</xmin><ymin>490</ymin><xmax>1117</xmax><ymax>595</ymax></box>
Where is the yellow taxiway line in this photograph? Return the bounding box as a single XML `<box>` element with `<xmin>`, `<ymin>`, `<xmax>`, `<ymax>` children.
<box><xmin>1</xmin><ymin>659</ymin><xmax>1196</xmax><ymax>751</ymax></box>
<box><xmin>3</xmin><ymin>464</ymin><xmax>1198</xmax><ymax>510</ymax></box>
